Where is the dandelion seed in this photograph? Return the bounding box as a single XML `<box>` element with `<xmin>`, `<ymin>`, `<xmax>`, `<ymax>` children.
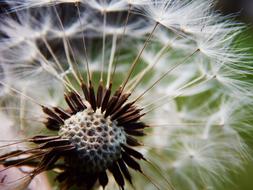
<box><xmin>0</xmin><ymin>0</ymin><xmax>252</xmax><ymax>190</ymax></box>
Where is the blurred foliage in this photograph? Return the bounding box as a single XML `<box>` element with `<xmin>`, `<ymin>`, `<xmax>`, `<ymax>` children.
<box><xmin>220</xmin><ymin>27</ymin><xmax>253</xmax><ymax>190</ymax></box>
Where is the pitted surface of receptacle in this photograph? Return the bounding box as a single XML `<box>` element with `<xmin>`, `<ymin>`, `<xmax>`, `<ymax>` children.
<box><xmin>59</xmin><ymin>108</ymin><xmax>126</xmax><ymax>172</ymax></box>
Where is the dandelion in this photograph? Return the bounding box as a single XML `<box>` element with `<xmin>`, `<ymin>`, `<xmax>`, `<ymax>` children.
<box><xmin>0</xmin><ymin>0</ymin><xmax>252</xmax><ymax>190</ymax></box>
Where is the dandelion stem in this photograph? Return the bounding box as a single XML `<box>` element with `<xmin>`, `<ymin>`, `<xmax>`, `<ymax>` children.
<box><xmin>126</xmin><ymin>40</ymin><xmax>173</xmax><ymax>91</ymax></box>
<box><xmin>111</xmin><ymin>4</ymin><xmax>132</xmax><ymax>82</ymax></box>
<box><xmin>100</xmin><ymin>11</ymin><xmax>107</xmax><ymax>81</ymax></box>
<box><xmin>41</xmin><ymin>36</ymin><xmax>73</xmax><ymax>87</ymax></box>
<box><xmin>106</xmin><ymin>34</ymin><xmax>118</xmax><ymax>88</ymax></box>
<box><xmin>32</xmin><ymin>41</ymin><xmax>74</xmax><ymax>92</ymax></box>
<box><xmin>144</xmin><ymin>76</ymin><xmax>213</xmax><ymax>114</ymax></box>
<box><xmin>134</xmin><ymin>49</ymin><xmax>200</xmax><ymax>103</ymax></box>
<box><xmin>52</xmin><ymin>3</ymin><xmax>82</xmax><ymax>85</ymax></box>
<box><xmin>141</xmin><ymin>171</ymin><xmax>162</xmax><ymax>190</ymax></box>
<box><xmin>0</xmin><ymin>81</ymin><xmax>42</xmax><ymax>106</ymax></box>
<box><xmin>145</xmin><ymin>159</ymin><xmax>175</xmax><ymax>190</ymax></box>
<box><xmin>19</xmin><ymin>86</ymin><xmax>26</xmax><ymax>131</ymax></box>
<box><xmin>76</xmin><ymin>3</ymin><xmax>91</xmax><ymax>82</ymax></box>
<box><xmin>143</xmin><ymin>74</ymin><xmax>206</xmax><ymax>109</ymax></box>
<box><xmin>121</xmin><ymin>22</ymin><xmax>159</xmax><ymax>91</ymax></box>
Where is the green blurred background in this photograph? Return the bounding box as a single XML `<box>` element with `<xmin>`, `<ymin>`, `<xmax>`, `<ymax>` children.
<box><xmin>0</xmin><ymin>1</ymin><xmax>252</xmax><ymax>189</ymax></box>
<box><xmin>216</xmin><ymin>1</ymin><xmax>253</xmax><ymax>190</ymax></box>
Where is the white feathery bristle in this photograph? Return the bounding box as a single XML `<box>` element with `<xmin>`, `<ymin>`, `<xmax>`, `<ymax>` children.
<box><xmin>0</xmin><ymin>0</ymin><xmax>252</xmax><ymax>189</ymax></box>
<box><xmin>85</xmin><ymin>0</ymin><xmax>128</xmax><ymax>12</ymax></box>
<box><xmin>6</xmin><ymin>0</ymin><xmax>82</xmax><ymax>10</ymax></box>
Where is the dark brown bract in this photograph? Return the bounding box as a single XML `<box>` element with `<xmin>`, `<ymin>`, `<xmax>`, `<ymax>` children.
<box><xmin>0</xmin><ymin>80</ymin><xmax>149</xmax><ymax>190</ymax></box>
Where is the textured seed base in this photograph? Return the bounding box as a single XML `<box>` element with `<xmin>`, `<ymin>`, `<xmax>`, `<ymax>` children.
<box><xmin>59</xmin><ymin>108</ymin><xmax>126</xmax><ymax>173</ymax></box>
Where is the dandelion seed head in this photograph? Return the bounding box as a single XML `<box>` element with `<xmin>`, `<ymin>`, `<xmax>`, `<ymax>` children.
<box><xmin>59</xmin><ymin>107</ymin><xmax>126</xmax><ymax>173</ymax></box>
<box><xmin>0</xmin><ymin>0</ymin><xmax>252</xmax><ymax>189</ymax></box>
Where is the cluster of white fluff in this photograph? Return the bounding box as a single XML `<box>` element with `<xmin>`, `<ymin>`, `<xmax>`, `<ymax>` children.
<box><xmin>0</xmin><ymin>0</ymin><xmax>252</xmax><ymax>190</ymax></box>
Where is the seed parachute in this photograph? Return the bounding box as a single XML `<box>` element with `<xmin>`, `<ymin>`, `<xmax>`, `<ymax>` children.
<box><xmin>0</xmin><ymin>0</ymin><xmax>253</xmax><ymax>190</ymax></box>
<box><xmin>0</xmin><ymin>79</ymin><xmax>156</xmax><ymax>189</ymax></box>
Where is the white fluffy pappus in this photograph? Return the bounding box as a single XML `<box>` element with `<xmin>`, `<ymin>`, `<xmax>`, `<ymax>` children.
<box><xmin>0</xmin><ymin>0</ymin><xmax>252</xmax><ymax>190</ymax></box>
